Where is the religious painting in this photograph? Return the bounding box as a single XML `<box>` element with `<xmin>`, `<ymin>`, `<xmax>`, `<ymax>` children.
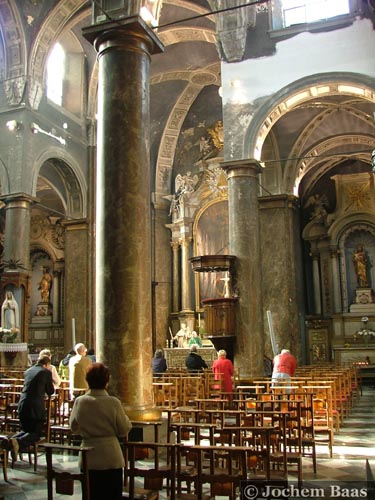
<box><xmin>194</xmin><ymin>200</ymin><xmax>229</xmax><ymax>309</ymax></box>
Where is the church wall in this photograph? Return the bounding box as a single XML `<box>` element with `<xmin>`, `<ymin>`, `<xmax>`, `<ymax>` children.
<box><xmin>259</xmin><ymin>195</ymin><xmax>304</xmax><ymax>362</ymax></box>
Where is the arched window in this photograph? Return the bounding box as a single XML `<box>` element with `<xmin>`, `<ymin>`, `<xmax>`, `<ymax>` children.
<box><xmin>46</xmin><ymin>33</ymin><xmax>85</xmax><ymax>118</ymax></box>
<box><xmin>47</xmin><ymin>43</ymin><xmax>65</xmax><ymax>106</ymax></box>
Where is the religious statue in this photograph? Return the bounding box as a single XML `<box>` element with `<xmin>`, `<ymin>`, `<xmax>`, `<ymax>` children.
<box><xmin>352</xmin><ymin>245</ymin><xmax>369</xmax><ymax>288</ymax></box>
<box><xmin>38</xmin><ymin>267</ymin><xmax>53</xmax><ymax>302</ymax></box>
<box><xmin>1</xmin><ymin>291</ymin><xmax>20</xmax><ymax>341</ymax></box>
<box><xmin>168</xmin><ymin>171</ymin><xmax>199</xmax><ymax>217</ymax></box>
<box><xmin>173</xmin><ymin>322</ymin><xmax>191</xmax><ymax>348</ymax></box>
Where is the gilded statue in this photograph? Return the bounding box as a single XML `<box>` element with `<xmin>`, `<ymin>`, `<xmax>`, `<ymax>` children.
<box><xmin>352</xmin><ymin>245</ymin><xmax>369</xmax><ymax>288</ymax></box>
<box><xmin>39</xmin><ymin>267</ymin><xmax>53</xmax><ymax>302</ymax></box>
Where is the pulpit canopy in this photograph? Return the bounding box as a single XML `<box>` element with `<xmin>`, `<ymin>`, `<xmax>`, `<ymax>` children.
<box><xmin>189</xmin><ymin>255</ymin><xmax>236</xmax><ymax>273</ymax></box>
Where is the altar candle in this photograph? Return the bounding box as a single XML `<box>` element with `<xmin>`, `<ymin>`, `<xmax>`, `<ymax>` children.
<box><xmin>198</xmin><ymin>313</ymin><xmax>201</xmax><ymax>327</ymax></box>
<box><xmin>72</xmin><ymin>318</ymin><xmax>76</xmax><ymax>347</ymax></box>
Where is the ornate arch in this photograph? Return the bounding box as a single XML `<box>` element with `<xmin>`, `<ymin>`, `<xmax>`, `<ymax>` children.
<box><xmin>245</xmin><ymin>73</ymin><xmax>375</xmax><ymax>192</ymax></box>
<box><xmin>0</xmin><ymin>0</ymin><xmax>26</xmax><ymax>105</ymax></box>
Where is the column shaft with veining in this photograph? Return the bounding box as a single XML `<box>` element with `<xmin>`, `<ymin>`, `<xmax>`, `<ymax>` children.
<box><xmin>83</xmin><ymin>18</ymin><xmax>163</xmax><ymax>420</ymax></box>
<box><xmin>221</xmin><ymin>160</ymin><xmax>264</xmax><ymax>379</ymax></box>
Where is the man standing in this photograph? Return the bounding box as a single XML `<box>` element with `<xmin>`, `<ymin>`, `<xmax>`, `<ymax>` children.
<box><xmin>69</xmin><ymin>343</ymin><xmax>92</xmax><ymax>397</ymax></box>
<box><xmin>272</xmin><ymin>349</ymin><xmax>297</xmax><ymax>388</ymax></box>
<box><xmin>185</xmin><ymin>345</ymin><xmax>208</xmax><ymax>372</ymax></box>
<box><xmin>9</xmin><ymin>354</ymin><xmax>55</xmax><ymax>462</ymax></box>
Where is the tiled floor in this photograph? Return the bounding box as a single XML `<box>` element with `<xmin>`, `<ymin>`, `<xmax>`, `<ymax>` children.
<box><xmin>0</xmin><ymin>385</ymin><xmax>374</xmax><ymax>499</ymax></box>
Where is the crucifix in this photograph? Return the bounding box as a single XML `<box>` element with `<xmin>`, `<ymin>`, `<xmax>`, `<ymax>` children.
<box><xmin>220</xmin><ymin>271</ymin><xmax>231</xmax><ymax>298</ymax></box>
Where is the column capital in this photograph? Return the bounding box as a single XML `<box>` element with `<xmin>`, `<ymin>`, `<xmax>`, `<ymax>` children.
<box><xmin>0</xmin><ymin>192</ymin><xmax>38</xmax><ymax>208</ymax></box>
<box><xmin>220</xmin><ymin>159</ymin><xmax>263</xmax><ymax>179</ymax></box>
<box><xmin>170</xmin><ymin>240</ymin><xmax>180</xmax><ymax>250</ymax></box>
<box><xmin>82</xmin><ymin>16</ymin><xmax>164</xmax><ymax>56</ymax></box>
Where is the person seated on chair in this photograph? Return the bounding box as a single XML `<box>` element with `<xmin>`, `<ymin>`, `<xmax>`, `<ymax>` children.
<box><xmin>70</xmin><ymin>363</ymin><xmax>132</xmax><ymax>500</ymax></box>
<box><xmin>152</xmin><ymin>348</ymin><xmax>168</xmax><ymax>375</ymax></box>
<box><xmin>185</xmin><ymin>344</ymin><xmax>208</xmax><ymax>372</ymax></box>
<box><xmin>9</xmin><ymin>354</ymin><xmax>55</xmax><ymax>463</ymax></box>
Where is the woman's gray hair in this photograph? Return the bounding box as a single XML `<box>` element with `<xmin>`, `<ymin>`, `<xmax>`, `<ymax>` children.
<box><xmin>154</xmin><ymin>349</ymin><xmax>164</xmax><ymax>358</ymax></box>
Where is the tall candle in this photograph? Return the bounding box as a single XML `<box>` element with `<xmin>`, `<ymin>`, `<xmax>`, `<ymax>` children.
<box><xmin>198</xmin><ymin>313</ymin><xmax>201</xmax><ymax>327</ymax></box>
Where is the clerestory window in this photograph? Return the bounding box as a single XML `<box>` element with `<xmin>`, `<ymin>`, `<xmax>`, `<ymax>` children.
<box><xmin>271</xmin><ymin>0</ymin><xmax>355</xmax><ymax>31</ymax></box>
<box><xmin>46</xmin><ymin>33</ymin><xmax>85</xmax><ymax>118</ymax></box>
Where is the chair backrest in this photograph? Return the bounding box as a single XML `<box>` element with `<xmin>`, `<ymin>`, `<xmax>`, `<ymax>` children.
<box><xmin>123</xmin><ymin>441</ymin><xmax>179</xmax><ymax>500</ymax></box>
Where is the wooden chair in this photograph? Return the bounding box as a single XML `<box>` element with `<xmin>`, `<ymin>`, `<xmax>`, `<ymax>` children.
<box><xmin>122</xmin><ymin>441</ymin><xmax>179</xmax><ymax>500</ymax></box>
<box><xmin>43</xmin><ymin>442</ymin><xmax>92</xmax><ymax>500</ymax></box>
<box><xmin>190</xmin><ymin>444</ymin><xmax>248</xmax><ymax>499</ymax></box>
<box><xmin>49</xmin><ymin>387</ymin><xmax>74</xmax><ymax>444</ymax></box>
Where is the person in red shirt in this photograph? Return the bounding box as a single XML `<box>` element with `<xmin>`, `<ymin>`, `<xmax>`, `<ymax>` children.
<box><xmin>271</xmin><ymin>349</ymin><xmax>297</xmax><ymax>391</ymax></box>
<box><xmin>212</xmin><ymin>349</ymin><xmax>234</xmax><ymax>399</ymax></box>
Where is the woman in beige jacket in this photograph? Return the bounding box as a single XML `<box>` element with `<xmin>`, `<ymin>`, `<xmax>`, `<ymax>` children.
<box><xmin>70</xmin><ymin>363</ymin><xmax>132</xmax><ymax>500</ymax></box>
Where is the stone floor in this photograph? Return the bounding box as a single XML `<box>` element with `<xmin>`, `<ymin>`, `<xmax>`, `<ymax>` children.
<box><xmin>0</xmin><ymin>385</ymin><xmax>373</xmax><ymax>499</ymax></box>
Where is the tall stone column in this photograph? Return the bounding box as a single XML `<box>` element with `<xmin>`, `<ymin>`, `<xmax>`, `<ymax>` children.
<box><xmin>330</xmin><ymin>247</ymin><xmax>341</xmax><ymax>313</ymax></box>
<box><xmin>221</xmin><ymin>159</ymin><xmax>264</xmax><ymax>380</ymax></box>
<box><xmin>171</xmin><ymin>240</ymin><xmax>180</xmax><ymax>313</ymax></box>
<box><xmin>312</xmin><ymin>253</ymin><xmax>322</xmax><ymax>315</ymax></box>
<box><xmin>180</xmin><ymin>237</ymin><xmax>193</xmax><ymax>313</ymax></box>
<box><xmin>83</xmin><ymin>18</ymin><xmax>163</xmax><ymax>420</ymax></box>
<box><xmin>63</xmin><ymin>219</ymin><xmax>89</xmax><ymax>353</ymax></box>
<box><xmin>152</xmin><ymin>199</ymin><xmax>172</xmax><ymax>348</ymax></box>
<box><xmin>0</xmin><ymin>193</ymin><xmax>34</xmax><ymax>344</ymax></box>
<box><xmin>2</xmin><ymin>193</ymin><xmax>33</xmax><ymax>271</ymax></box>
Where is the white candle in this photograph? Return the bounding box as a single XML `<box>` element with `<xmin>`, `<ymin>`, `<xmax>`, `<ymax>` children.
<box><xmin>72</xmin><ymin>318</ymin><xmax>76</xmax><ymax>347</ymax></box>
<box><xmin>198</xmin><ymin>313</ymin><xmax>201</xmax><ymax>327</ymax></box>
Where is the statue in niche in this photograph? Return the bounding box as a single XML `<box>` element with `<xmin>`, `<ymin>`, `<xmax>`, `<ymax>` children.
<box><xmin>352</xmin><ymin>245</ymin><xmax>369</xmax><ymax>288</ymax></box>
<box><xmin>1</xmin><ymin>291</ymin><xmax>20</xmax><ymax>341</ymax></box>
<box><xmin>38</xmin><ymin>267</ymin><xmax>53</xmax><ymax>302</ymax></box>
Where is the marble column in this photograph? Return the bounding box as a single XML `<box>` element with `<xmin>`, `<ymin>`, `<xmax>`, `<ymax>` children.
<box><xmin>52</xmin><ymin>270</ymin><xmax>60</xmax><ymax>324</ymax></box>
<box><xmin>221</xmin><ymin>159</ymin><xmax>264</xmax><ymax>380</ymax></box>
<box><xmin>171</xmin><ymin>240</ymin><xmax>180</xmax><ymax>313</ymax></box>
<box><xmin>152</xmin><ymin>199</ymin><xmax>172</xmax><ymax>348</ymax></box>
<box><xmin>63</xmin><ymin>219</ymin><xmax>88</xmax><ymax>353</ymax></box>
<box><xmin>312</xmin><ymin>253</ymin><xmax>322</xmax><ymax>315</ymax></box>
<box><xmin>330</xmin><ymin>247</ymin><xmax>341</xmax><ymax>314</ymax></box>
<box><xmin>1</xmin><ymin>193</ymin><xmax>34</xmax><ymax>272</ymax></box>
<box><xmin>83</xmin><ymin>18</ymin><xmax>163</xmax><ymax>421</ymax></box>
<box><xmin>180</xmin><ymin>237</ymin><xmax>193</xmax><ymax>313</ymax></box>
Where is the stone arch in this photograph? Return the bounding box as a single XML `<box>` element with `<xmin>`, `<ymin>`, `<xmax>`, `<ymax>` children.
<box><xmin>154</xmin><ymin>63</ymin><xmax>220</xmax><ymax>196</ymax></box>
<box><xmin>0</xmin><ymin>1</ymin><xmax>27</xmax><ymax>105</ymax></box>
<box><xmin>30</xmin><ymin>148</ymin><xmax>87</xmax><ymax>219</ymax></box>
<box><xmin>291</xmin><ymin>134</ymin><xmax>375</xmax><ymax>197</ymax></box>
<box><xmin>245</xmin><ymin>72</ymin><xmax>375</xmax><ymax>191</ymax></box>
